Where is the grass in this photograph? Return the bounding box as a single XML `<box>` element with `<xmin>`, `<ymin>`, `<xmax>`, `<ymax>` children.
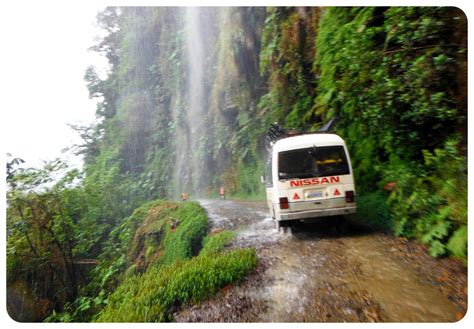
<box><xmin>199</xmin><ymin>231</ymin><xmax>235</xmax><ymax>256</ymax></box>
<box><xmin>95</xmin><ymin>248</ymin><xmax>257</xmax><ymax>322</ymax></box>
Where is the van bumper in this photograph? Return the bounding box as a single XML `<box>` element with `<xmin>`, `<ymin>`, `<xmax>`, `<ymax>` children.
<box><xmin>276</xmin><ymin>206</ymin><xmax>357</xmax><ymax>221</ymax></box>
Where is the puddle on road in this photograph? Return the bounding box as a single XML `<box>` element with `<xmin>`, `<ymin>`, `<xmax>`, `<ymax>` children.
<box><xmin>198</xmin><ymin>199</ymin><xmax>283</xmax><ymax>248</ymax></box>
<box><xmin>198</xmin><ymin>199</ymin><xmax>243</xmax><ymax>229</ymax></box>
<box><xmin>235</xmin><ymin>216</ymin><xmax>282</xmax><ymax>246</ymax></box>
<box><xmin>343</xmin><ymin>235</ymin><xmax>458</xmax><ymax>322</ymax></box>
<box><xmin>256</xmin><ymin>244</ymin><xmax>317</xmax><ymax>322</ymax></box>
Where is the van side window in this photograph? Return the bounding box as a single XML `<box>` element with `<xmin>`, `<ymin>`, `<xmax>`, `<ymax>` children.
<box><xmin>264</xmin><ymin>157</ymin><xmax>273</xmax><ymax>187</ymax></box>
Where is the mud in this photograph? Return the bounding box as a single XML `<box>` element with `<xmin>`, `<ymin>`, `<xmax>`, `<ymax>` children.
<box><xmin>174</xmin><ymin>199</ymin><xmax>467</xmax><ymax>322</ymax></box>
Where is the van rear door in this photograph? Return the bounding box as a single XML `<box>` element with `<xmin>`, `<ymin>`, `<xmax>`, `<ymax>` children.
<box><xmin>278</xmin><ymin>145</ymin><xmax>350</xmax><ymax>212</ymax></box>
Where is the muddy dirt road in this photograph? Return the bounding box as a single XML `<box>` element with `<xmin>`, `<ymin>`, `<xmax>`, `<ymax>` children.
<box><xmin>175</xmin><ymin>199</ymin><xmax>467</xmax><ymax>322</ymax></box>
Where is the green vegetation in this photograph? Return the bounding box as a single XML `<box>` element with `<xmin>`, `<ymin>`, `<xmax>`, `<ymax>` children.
<box><xmin>40</xmin><ymin>200</ymin><xmax>254</xmax><ymax>322</ymax></box>
<box><xmin>259</xmin><ymin>8</ymin><xmax>320</xmax><ymax>130</ymax></box>
<box><xmin>199</xmin><ymin>231</ymin><xmax>235</xmax><ymax>256</ymax></box>
<box><xmin>312</xmin><ymin>7</ymin><xmax>467</xmax><ymax>259</ymax></box>
<box><xmin>91</xmin><ymin>201</ymin><xmax>255</xmax><ymax>322</ymax></box>
<box><xmin>7</xmin><ymin>160</ymin><xmax>89</xmax><ymax>320</ymax></box>
<box><xmin>385</xmin><ymin>139</ymin><xmax>467</xmax><ymax>258</ymax></box>
<box><xmin>96</xmin><ymin>248</ymin><xmax>256</xmax><ymax>322</ymax></box>
<box><xmin>356</xmin><ymin>192</ymin><xmax>393</xmax><ymax>230</ymax></box>
<box><xmin>6</xmin><ymin>6</ymin><xmax>467</xmax><ymax>322</ymax></box>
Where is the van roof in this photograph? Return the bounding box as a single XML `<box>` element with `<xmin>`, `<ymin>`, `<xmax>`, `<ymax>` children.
<box><xmin>273</xmin><ymin>133</ymin><xmax>345</xmax><ymax>153</ymax></box>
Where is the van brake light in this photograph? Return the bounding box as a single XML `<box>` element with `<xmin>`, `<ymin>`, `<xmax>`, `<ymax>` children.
<box><xmin>279</xmin><ymin>197</ymin><xmax>289</xmax><ymax>209</ymax></box>
<box><xmin>345</xmin><ymin>191</ymin><xmax>355</xmax><ymax>203</ymax></box>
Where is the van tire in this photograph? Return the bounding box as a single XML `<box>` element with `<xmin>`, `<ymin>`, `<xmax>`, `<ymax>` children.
<box><xmin>276</xmin><ymin>220</ymin><xmax>293</xmax><ymax>234</ymax></box>
<box><xmin>336</xmin><ymin>216</ymin><xmax>347</xmax><ymax>235</ymax></box>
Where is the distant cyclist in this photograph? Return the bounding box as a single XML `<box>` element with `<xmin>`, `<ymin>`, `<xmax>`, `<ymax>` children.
<box><xmin>219</xmin><ymin>186</ymin><xmax>225</xmax><ymax>200</ymax></box>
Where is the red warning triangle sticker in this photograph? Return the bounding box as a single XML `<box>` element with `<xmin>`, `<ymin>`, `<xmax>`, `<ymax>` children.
<box><xmin>334</xmin><ymin>188</ymin><xmax>341</xmax><ymax>196</ymax></box>
<box><xmin>293</xmin><ymin>193</ymin><xmax>300</xmax><ymax>200</ymax></box>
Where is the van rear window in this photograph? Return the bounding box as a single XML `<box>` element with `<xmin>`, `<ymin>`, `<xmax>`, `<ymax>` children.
<box><xmin>278</xmin><ymin>146</ymin><xmax>349</xmax><ymax>180</ymax></box>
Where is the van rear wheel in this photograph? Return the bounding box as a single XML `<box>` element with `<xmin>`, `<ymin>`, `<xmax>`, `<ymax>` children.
<box><xmin>276</xmin><ymin>220</ymin><xmax>293</xmax><ymax>234</ymax></box>
<box><xmin>336</xmin><ymin>216</ymin><xmax>348</xmax><ymax>235</ymax></box>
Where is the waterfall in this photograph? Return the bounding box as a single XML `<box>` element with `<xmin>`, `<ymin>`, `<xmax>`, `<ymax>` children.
<box><xmin>172</xmin><ymin>7</ymin><xmax>209</xmax><ymax>198</ymax></box>
<box><xmin>185</xmin><ymin>7</ymin><xmax>206</xmax><ymax>194</ymax></box>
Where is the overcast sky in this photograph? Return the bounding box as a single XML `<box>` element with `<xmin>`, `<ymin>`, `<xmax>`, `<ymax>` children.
<box><xmin>1</xmin><ymin>2</ymin><xmax>108</xmax><ymax>168</ymax></box>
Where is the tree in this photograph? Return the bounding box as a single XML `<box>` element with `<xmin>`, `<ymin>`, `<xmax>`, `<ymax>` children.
<box><xmin>7</xmin><ymin>160</ymin><xmax>87</xmax><ymax>315</ymax></box>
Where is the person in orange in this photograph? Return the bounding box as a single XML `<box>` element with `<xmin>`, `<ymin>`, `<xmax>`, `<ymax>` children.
<box><xmin>219</xmin><ymin>186</ymin><xmax>225</xmax><ymax>200</ymax></box>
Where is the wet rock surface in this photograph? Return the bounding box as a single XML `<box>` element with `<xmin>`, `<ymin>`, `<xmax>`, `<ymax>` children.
<box><xmin>174</xmin><ymin>199</ymin><xmax>467</xmax><ymax>322</ymax></box>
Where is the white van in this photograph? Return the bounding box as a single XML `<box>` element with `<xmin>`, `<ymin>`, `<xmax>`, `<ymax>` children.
<box><xmin>263</xmin><ymin>133</ymin><xmax>356</xmax><ymax>230</ymax></box>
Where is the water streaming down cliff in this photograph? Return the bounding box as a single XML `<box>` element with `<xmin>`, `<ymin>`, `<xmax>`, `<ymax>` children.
<box><xmin>185</xmin><ymin>7</ymin><xmax>206</xmax><ymax>196</ymax></box>
<box><xmin>173</xmin><ymin>7</ymin><xmax>218</xmax><ymax>198</ymax></box>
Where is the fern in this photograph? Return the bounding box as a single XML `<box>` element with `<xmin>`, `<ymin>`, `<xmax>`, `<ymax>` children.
<box><xmin>447</xmin><ymin>225</ymin><xmax>467</xmax><ymax>259</ymax></box>
<box><xmin>429</xmin><ymin>240</ymin><xmax>447</xmax><ymax>258</ymax></box>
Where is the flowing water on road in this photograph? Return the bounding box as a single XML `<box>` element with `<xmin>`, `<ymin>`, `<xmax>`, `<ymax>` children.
<box><xmin>343</xmin><ymin>235</ymin><xmax>458</xmax><ymax>322</ymax></box>
<box><xmin>176</xmin><ymin>199</ymin><xmax>465</xmax><ymax>322</ymax></box>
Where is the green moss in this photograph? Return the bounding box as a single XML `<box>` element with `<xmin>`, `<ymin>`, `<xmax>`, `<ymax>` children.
<box><xmin>95</xmin><ymin>248</ymin><xmax>257</xmax><ymax>322</ymax></box>
<box><xmin>199</xmin><ymin>231</ymin><xmax>235</xmax><ymax>256</ymax></box>
<box><xmin>125</xmin><ymin>200</ymin><xmax>208</xmax><ymax>271</ymax></box>
<box><xmin>161</xmin><ymin>202</ymin><xmax>208</xmax><ymax>265</ymax></box>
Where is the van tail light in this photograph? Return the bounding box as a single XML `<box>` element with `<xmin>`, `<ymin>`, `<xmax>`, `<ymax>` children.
<box><xmin>345</xmin><ymin>191</ymin><xmax>355</xmax><ymax>203</ymax></box>
<box><xmin>279</xmin><ymin>197</ymin><xmax>289</xmax><ymax>209</ymax></box>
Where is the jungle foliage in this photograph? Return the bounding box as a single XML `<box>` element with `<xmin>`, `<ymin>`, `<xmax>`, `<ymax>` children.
<box><xmin>43</xmin><ymin>200</ymin><xmax>252</xmax><ymax>322</ymax></box>
<box><xmin>313</xmin><ymin>7</ymin><xmax>467</xmax><ymax>258</ymax></box>
<box><xmin>6</xmin><ymin>6</ymin><xmax>467</xmax><ymax>322</ymax></box>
